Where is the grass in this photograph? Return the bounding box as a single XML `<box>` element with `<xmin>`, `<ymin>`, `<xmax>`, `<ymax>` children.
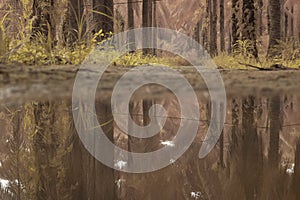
<box><xmin>218</xmin><ymin>54</ymin><xmax>300</xmax><ymax>69</ymax></box>
<box><xmin>1</xmin><ymin>35</ymin><xmax>300</xmax><ymax>69</ymax></box>
<box><xmin>0</xmin><ymin>0</ymin><xmax>299</xmax><ymax>70</ymax></box>
<box><xmin>214</xmin><ymin>53</ymin><xmax>300</xmax><ymax>70</ymax></box>
<box><xmin>214</xmin><ymin>39</ymin><xmax>300</xmax><ymax>70</ymax></box>
<box><xmin>114</xmin><ymin>52</ymin><xmax>190</xmax><ymax>67</ymax></box>
<box><xmin>1</xmin><ymin>10</ymin><xmax>299</xmax><ymax>69</ymax></box>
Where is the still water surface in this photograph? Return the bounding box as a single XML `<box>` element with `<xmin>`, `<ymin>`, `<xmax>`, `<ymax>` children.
<box><xmin>0</xmin><ymin>93</ymin><xmax>299</xmax><ymax>200</ymax></box>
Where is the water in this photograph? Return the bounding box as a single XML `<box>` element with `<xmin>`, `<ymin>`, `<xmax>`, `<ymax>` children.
<box><xmin>0</xmin><ymin>94</ymin><xmax>299</xmax><ymax>200</ymax></box>
<box><xmin>1</xmin><ymin>67</ymin><xmax>300</xmax><ymax>199</ymax></box>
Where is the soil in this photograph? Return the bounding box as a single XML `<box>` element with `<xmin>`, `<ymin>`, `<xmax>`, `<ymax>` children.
<box><xmin>0</xmin><ymin>65</ymin><xmax>300</xmax><ymax>105</ymax></box>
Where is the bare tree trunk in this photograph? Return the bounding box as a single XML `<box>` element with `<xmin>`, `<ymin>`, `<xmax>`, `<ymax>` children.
<box><xmin>142</xmin><ymin>0</ymin><xmax>153</xmax><ymax>54</ymax></box>
<box><xmin>242</xmin><ymin>0</ymin><xmax>258</xmax><ymax>58</ymax></box>
<box><xmin>268</xmin><ymin>0</ymin><xmax>281</xmax><ymax>56</ymax></box>
<box><xmin>219</xmin><ymin>0</ymin><xmax>225</xmax><ymax>52</ymax></box>
<box><xmin>203</xmin><ymin>0</ymin><xmax>210</xmax><ymax>51</ymax></box>
<box><xmin>152</xmin><ymin>0</ymin><xmax>157</xmax><ymax>55</ymax></box>
<box><xmin>257</xmin><ymin>0</ymin><xmax>263</xmax><ymax>36</ymax></box>
<box><xmin>209</xmin><ymin>0</ymin><xmax>218</xmax><ymax>56</ymax></box>
<box><xmin>194</xmin><ymin>20</ymin><xmax>201</xmax><ymax>45</ymax></box>
<box><xmin>142</xmin><ymin>0</ymin><xmax>148</xmax><ymax>55</ymax></box>
<box><xmin>128</xmin><ymin>0</ymin><xmax>135</xmax><ymax>52</ymax></box>
<box><xmin>291</xmin><ymin>6</ymin><xmax>294</xmax><ymax>36</ymax></box>
<box><xmin>228</xmin><ymin>30</ymin><xmax>232</xmax><ymax>53</ymax></box>
<box><xmin>284</xmin><ymin>12</ymin><xmax>288</xmax><ymax>40</ymax></box>
<box><xmin>231</xmin><ymin>0</ymin><xmax>239</xmax><ymax>47</ymax></box>
<box><xmin>93</xmin><ymin>0</ymin><xmax>114</xmax><ymax>34</ymax></box>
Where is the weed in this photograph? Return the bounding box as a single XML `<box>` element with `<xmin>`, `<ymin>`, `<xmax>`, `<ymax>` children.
<box><xmin>233</xmin><ymin>40</ymin><xmax>255</xmax><ymax>60</ymax></box>
<box><xmin>0</xmin><ymin>12</ymin><xmax>11</xmax><ymax>62</ymax></box>
<box><xmin>271</xmin><ymin>38</ymin><xmax>300</xmax><ymax>66</ymax></box>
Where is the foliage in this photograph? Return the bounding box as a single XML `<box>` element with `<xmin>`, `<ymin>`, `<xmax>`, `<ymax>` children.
<box><xmin>114</xmin><ymin>52</ymin><xmax>192</xmax><ymax>67</ymax></box>
<box><xmin>213</xmin><ymin>39</ymin><xmax>300</xmax><ymax>69</ymax></box>
<box><xmin>115</xmin><ymin>51</ymin><xmax>159</xmax><ymax>66</ymax></box>
<box><xmin>215</xmin><ymin>40</ymin><xmax>258</xmax><ymax>69</ymax></box>
<box><xmin>271</xmin><ymin>38</ymin><xmax>300</xmax><ymax>66</ymax></box>
<box><xmin>0</xmin><ymin>0</ymin><xmax>112</xmax><ymax>65</ymax></box>
<box><xmin>0</xmin><ymin>0</ymin><xmax>300</xmax><ymax>69</ymax></box>
<box><xmin>233</xmin><ymin>40</ymin><xmax>256</xmax><ymax>60</ymax></box>
<box><xmin>214</xmin><ymin>53</ymin><xmax>248</xmax><ymax>69</ymax></box>
<box><xmin>0</xmin><ymin>12</ymin><xmax>11</xmax><ymax>61</ymax></box>
<box><xmin>214</xmin><ymin>52</ymin><xmax>300</xmax><ymax>70</ymax></box>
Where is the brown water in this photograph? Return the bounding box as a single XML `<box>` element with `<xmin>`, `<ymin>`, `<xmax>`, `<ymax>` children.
<box><xmin>1</xmin><ymin>66</ymin><xmax>300</xmax><ymax>199</ymax></box>
<box><xmin>0</xmin><ymin>94</ymin><xmax>300</xmax><ymax>200</ymax></box>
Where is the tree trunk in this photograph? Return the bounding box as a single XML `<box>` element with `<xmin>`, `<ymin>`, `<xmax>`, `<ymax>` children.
<box><xmin>203</xmin><ymin>0</ymin><xmax>210</xmax><ymax>51</ymax></box>
<box><xmin>152</xmin><ymin>0</ymin><xmax>157</xmax><ymax>55</ymax></box>
<box><xmin>31</xmin><ymin>0</ymin><xmax>55</xmax><ymax>42</ymax></box>
<box><xmin>209</xmin><ymin>0</ymin><xmax>218</xmax><ymax>56</ymax></box>
<box><xmin>228</xmin><ymin>30</ymin><xmax>232</xmax><ymax>53</ymax></box>
<box><xmin>268</xmin><ymin>0</ymin><xmax>281</xmax><ymax>56</ymax></box>
<box><xmin>231</xmin><ymin>0</ymin><xmax>239</xmax><ymax>46</ymax></box>
<box><xmin>93</xmin><ymin>0</ymin><xmax>114</xmax><ymax>34</ymax></box>
<box><xmin>291</xmin><ymin>6</ymin><xmax>294</xmax><ymax>36</ymax></box>
<box><xmin>128</xmin><ymin>0</ymin><xmax>135</xmax><ymax>52</ymax></box>
<box><xmin>284</xmin><ymin>13</ymin><xmax>288</xmax><ymax>40</ymax></box>
<box><xmin>142</xmin><ymin>0</ymin><xmax>153</xmax><ymax>54</ymax></box>
<box><xmin>257</xmin><ymin>0</ymin><xmax>263</xmax><ymax>36</ymax></box>
<box><xmin>66</xmin><ymin>0</ymin><xmax>85</xmax><ymax>44</ymax></box>
<box><xmin>242</xmin><ymin>0</ymin><xmax>258</xmax><ymax>57</ymax></box>
<box><xmin>219</xmin><ymin>0</ymin><xmax>225</xmax><ymax>52</ymax></box>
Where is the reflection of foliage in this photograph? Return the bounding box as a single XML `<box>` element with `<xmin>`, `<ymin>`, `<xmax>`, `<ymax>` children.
<box><xmin>1</xmin><ymin>108</ymin><xmax>27</xmax><ymax>199</ymax></box>
<box><xmin>0</xmin><ymin>103</ymin><xmax>74</xmax><ymax>199</ymax></box>
<box><xmin>32</xmin><ymin>102</ymin><xmax>73</xmax><ymax>199</ymax></box>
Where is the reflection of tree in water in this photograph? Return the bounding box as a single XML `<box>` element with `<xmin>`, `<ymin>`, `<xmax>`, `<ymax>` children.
<box><xmin>268</xmin><ymin>95</ymin><xmax>281</xmax><ymax>168</ymax></box>
<box><xmin>224</xmin><ymin>97</ymin><xmax>263</xmax><ymax>199</ymax></box>
<box><xmin>224</xmin><ymin>96</ymin><xmax>300</xmax><ymax>199</ymax></box>
<box><xmin>0</xmin><ymin>96</ymin><xmax>300</xmax><ymax>199</ymax></box>
<box><xmin>262</xmin><ymin>95</ymin><xmax>285</xmax><ymax>200</ymax></box>
<box><xmin>0</xmin><ymin>102</ymin><xmax>116</xmax><ymax>200</ymax></box>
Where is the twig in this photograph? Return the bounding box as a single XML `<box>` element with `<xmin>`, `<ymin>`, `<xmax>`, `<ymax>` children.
<box><xmin>238</xmin><ymin>62</ymin><xmax>272</xmax><ymax>71</ymax></box>
<box><xmin>238</xmin><ymin>62</ymin><xmax>299</xmax><ymax>71</ymax></box>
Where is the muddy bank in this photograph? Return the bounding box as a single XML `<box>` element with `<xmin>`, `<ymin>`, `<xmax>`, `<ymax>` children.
<box><xmin>0</xmin><ymin>65</ymin><xmax>300</xmax><ymax>106</ymax></box>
